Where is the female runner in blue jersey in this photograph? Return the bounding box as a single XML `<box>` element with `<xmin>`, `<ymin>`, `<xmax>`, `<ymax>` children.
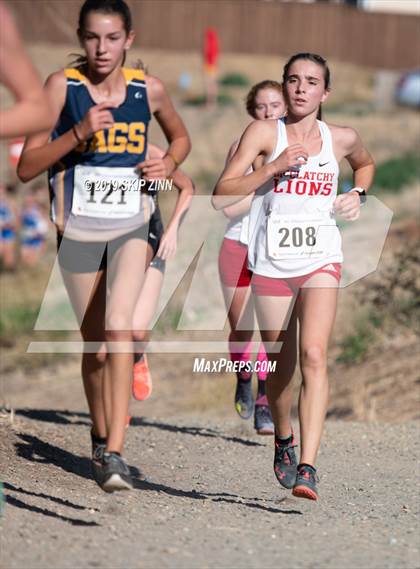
<box><xmin>18</xmin><ymin>0</ymin><xmax>191</xmax><ymax>493</ymax></box>
<box><xmin>214</xmin><ymin>53</ymin><xmax>375</xmax><ymax>500</ymax></box>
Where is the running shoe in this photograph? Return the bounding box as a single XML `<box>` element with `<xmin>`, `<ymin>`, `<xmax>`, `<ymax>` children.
<box><xmin>234</xmin><ymin>375</ymin><xmax>254</xmax><ymax>420</ymax></box>
<box><xmin>273</xmin><ymin>434</ymin><xmax>298</xmax><ymax>489</ymax></box>
<box><xmin>254</xmin><ymin>404</ymin><xmax>274</xmax><ymax>435</ymax></box>
<box><xmin>90</xmin><ymin>430</ymin><xmax>106</xmax><ymax>487</ymax></box>
<box><xmin>101</xmin><ymin>452</ymin><xmax>133</xmax><ymax>493</ymax></box>
<box><xmin>132</xmin><ymin>354</ymin><xmax>153</xmax><ymax>401</ymax></box>
<box><xmin>292</xmin><ymin>464</ymin><xmax>319</xmax><ymax>500</ymax></box>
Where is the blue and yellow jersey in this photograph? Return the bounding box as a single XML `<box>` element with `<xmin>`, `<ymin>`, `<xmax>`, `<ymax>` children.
<box><xmin>21</xmin><ymin>206</ymin><xmax>48</xmax><ymax>245</ymax></box>
<box><xmin>49</xmin><ymin>67</ymin><xmax>153</xmax><ymax>239</ymax></box>
<box><xmin>0</xmin><ymin>200</ymin><xmax>16</xmax><ymax>240</ymax></box>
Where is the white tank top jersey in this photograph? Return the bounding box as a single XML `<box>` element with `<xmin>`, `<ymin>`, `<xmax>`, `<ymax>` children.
<box><xmin>247</xmin><ymin>118</ymin><xmax>343</xmax><ymax>278</ymax></box>
<box><xmin>224</xmin><ymin>156</ymin><xmax>252</xmax><ymax>245</ymax></box>
<box><xmin>224</xmin><ymin>210</ymin><xmax>250</xmax><ymax>244</ymax></box>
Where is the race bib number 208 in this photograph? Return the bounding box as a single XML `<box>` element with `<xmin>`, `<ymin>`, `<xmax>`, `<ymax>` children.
<box><xmin>267</xmin><ymin>214</ymin><xmax>339</xmax><ymax>260</ymax></box>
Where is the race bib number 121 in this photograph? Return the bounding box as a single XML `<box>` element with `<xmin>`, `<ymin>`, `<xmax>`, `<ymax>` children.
<box><xmin>72</xmin><ymin>165</ymin><xmax>142</xmax><ymax>219</ymax></box>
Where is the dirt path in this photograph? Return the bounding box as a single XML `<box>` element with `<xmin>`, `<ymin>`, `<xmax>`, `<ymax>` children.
<box><xmin>1</xmin><ymin>365</ymin><xmax>419</xmax><ymax>569</ymax></box>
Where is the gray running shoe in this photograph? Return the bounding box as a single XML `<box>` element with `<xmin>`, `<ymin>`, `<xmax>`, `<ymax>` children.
<box><xmin>91</xmin><ymin>430</ymin><xmax>106</xmax><ymax>487</ymax></box>
<box><xmin>234</xmin><ymin>376</ymin><xmax>254</xmax><ymax>420</ymax></box>
<box><xmin>254</xmin><ymin>404</ymin><xmax>274</xmax><ymax>435</ymax></box>
<box><xmin>101</xmin><ymin>452</ymin><xmax>133</xmax><ymax>493</ymax></box>
<box><xmin>273</xmin><ymin>435</ymin><xmax>298</xmax><ymax>489</ymax></box>
<box><xmin>292</xmin><ymin>464</ymin><xmax>319</xmax><ymax>501</ymax></box>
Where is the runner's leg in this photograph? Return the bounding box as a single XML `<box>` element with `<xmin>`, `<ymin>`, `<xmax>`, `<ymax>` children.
<box><xmin>104</xmin><ymin>237</ymin><xmax>149</xmax><ymax>453</ymax></box>
<box><xmin>254</xmin><ymin>294</ymin><xmax>297</xmax><ymax>436</ymax></box>
<box><xmin>297</xmin><ymin>273</ymin><xmax>339</xmax><ymax>467</ymax></box>
<box><xmin>132</xmin><ymin>244</ymin><xmax>160</xmax><ymax>347</ymax></box>
<box><xmin>131</xmin><ymin>260</ymin><xmax>164</xmax><ymax>401</ymax></box>
<box><xmin>60</xmin><ymin>267</ymin><xmax>107</xmax><ymax>439</ymax></box>
<box><xmin>223</xmin><ymin>285</ymin><xmax>255</xmax><ymax>418</ymax></box>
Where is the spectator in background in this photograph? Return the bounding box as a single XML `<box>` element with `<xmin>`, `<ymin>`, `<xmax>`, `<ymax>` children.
<box><xmin>203</xmin><ymin>27</ymin><xmax>220</xmax><ymax>109</ymax></box>
<box><xmin>20</xmin><ymin>185</ymin><xmax>49</xmax><ymax>267</ymax></box>
<box><xmin>0</xmin><ymin>183</ymin><xmax>18</xmax><ymax>271</ymax></box>
<box><xmin>0</xmin><ymin>1</ymin><xmax>53</xmax><ymax>138</ymax></box>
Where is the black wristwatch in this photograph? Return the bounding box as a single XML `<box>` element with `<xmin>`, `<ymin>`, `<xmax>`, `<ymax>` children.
<box><xmin>350</xmin><ymin>187</ymin><xmax>367</xmax><ymax>205</ymax></box>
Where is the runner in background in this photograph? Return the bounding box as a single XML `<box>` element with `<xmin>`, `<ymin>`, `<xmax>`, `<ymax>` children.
<box><xmin>214</xmin><ymin>53</ymin><xmax>374</xmax><ymax>500</ymax></box>
<box><xmin>203</xmin><ymin>27</ymin><xmax>219</xmax><ymax>109</ymax></box>
<box><xmin>0</xmin><ymin>1</ymin><xmax>52</xmax><ymax>138</ymax></box>
<box><xmin>0</xmin><ymin>183</ymin><xmax>18</xmax><ymax>271</ymax></box>
<box><xmin>131</xmin><ymin>142</ymin><xmax>194</xmax><ymax>404</ymax></box>
<box><xmin>17</xmin><ymin>0</ymin><xmax>191</xmax><ymax>492</ymax></box>
<box><xmin>218</xmin><ymin>81</ymin><xmax>286</xmax><ymax>434</ymax></box>
<box><xmin>20</xmin><ymin>185</ymin><xmax>49</xmax><ymax>267</ymax></box>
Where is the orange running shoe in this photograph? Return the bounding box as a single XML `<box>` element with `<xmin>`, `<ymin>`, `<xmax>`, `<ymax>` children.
<box><xmin>132</xmin><ymin>354</ymin><xmax>153</xmax><ymax>401</ymax></box>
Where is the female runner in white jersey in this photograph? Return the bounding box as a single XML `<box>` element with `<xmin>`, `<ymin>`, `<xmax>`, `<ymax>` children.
<box><xmin>17</xmin><ymin>0</ymin><xmax>190</xmax><ymax>492</ymax></box>
<box><xmin>218</xmin><ymin>81</ymin><xmax>286</xmax><ymax>434</ymax></box>
<box><xmin>214</xmin><ymin>53</ymin><xmax>375</xmax><ymax>500</ymax></box>
<box><xmin>130</xmin><ymin>142</ymin><xmax>194</xmax><ymax>404</ymax></box>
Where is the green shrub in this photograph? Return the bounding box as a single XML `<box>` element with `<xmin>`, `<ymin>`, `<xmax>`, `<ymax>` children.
<box><xmin>0</xmin><ymin>305</ymin><xmax>39</xmax><ymax>336</ymax></box>
<box><xmin>219</xmin><ymin>72</ymin><xmax>250</xmax><ymax>87</ymax></box>
<box><xmin>368</xmin><ymin>310</ymin><xmax>384</xmax><ymax>328</ymax></box>
<box><xmin>183</xmin><ymin>93</ymin><xmax>235</xmax><ymax>107</ymax></box>
<box><xmin>372</xmin><ymin>153</ymin><xmax>419</xmax><ymax>192</ymax></box>
<box><xmin>336</xmin><ymin>319</ymin><xmax>374</xmax><ymax>365</ymax></box>
<box><xmin>339</xmin><ymin>153</ymin><xmax>419</xmax><ymax>195</ymax></box>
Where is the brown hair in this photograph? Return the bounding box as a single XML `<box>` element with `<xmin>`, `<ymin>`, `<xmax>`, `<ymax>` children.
<box><xmin>282</xmin><ymin>52</ymin><xmax>331</xmax><ymax>120</ymax></box>
<box><xmin>70</xmin><ymin>0</ymin><xmax>133</xmax><ymax>68</ymax></box>
<box><xmin>245</xmin><ymin>80</ymin><xmax>283</xmax><ymax>119</ymax></box>
<box><xmin>78</xmin><ymin>0</ymin><xmax>132</xmax><ymax>36</ymax></box>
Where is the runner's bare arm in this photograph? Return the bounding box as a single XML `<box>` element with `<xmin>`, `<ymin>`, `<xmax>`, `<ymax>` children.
<box><xmin>148</xmin><ymin>143</ymin><xmax>194</xmax><ymax>224</ymax></box>
<box><xmin>344</xmin><ymin>129</ymin><xmax>375</xmax><ymax>192</ymax></box>
<box><xmin>17</xmin><ymin>72</ymin><xmax>115</xmax><ymax>182</ymax></box>
<box><xmin>148</xmin><ymin>143</ymin><xmax>194</xmax><ymax>260</ymax></box>
<box><xmin>222</xmin><ymin>193</ymin><xmax>255</xmax><ymax>219</ymax></box>
<box><xmin>225</xmin><ymin>140</ymin><xmax>239</xmax><ymax>166</ymax></box>
<box><xmin>212</xmin><ymin>121</ymin><xmax>276</xmax><ymax>208</ymax></box>
<box><xmin>156</xmin><ymin>168</ymin><xmax>195</xmax><ymax>260</ymax></box>
<box><xmin>0</xmin><ymin>1</ymin><xmax>53</xmax><ymax>138</ymax></box>
<box><xmin>332</xmin><ymin>126</ymin><xmax>375</xmax><ymax>220</ymax></box>
<box><xmin>221</xmin><ymin>139</ymin><xmax>255</xmax><ymax>218</ymax></box>
<box><xmin>139</xmin><ymin>76</ymin><xmax>191</xmax><ymax>179</ymax></box>
<box><xmin>213</xmin><ymin>120</ymin><xmax>307</xmax><ymax>209</ymax></box>
<box><xmin>332</xmin><ymin>125</ymin><xmax>375</xmax><ymax>191</ymax></box>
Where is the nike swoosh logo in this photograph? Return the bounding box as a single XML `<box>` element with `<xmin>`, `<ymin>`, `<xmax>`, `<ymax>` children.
<box><xmin>319</xmin><ymin>161</ymin><xmax>329</xmax><ymax>167</ymax></box>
